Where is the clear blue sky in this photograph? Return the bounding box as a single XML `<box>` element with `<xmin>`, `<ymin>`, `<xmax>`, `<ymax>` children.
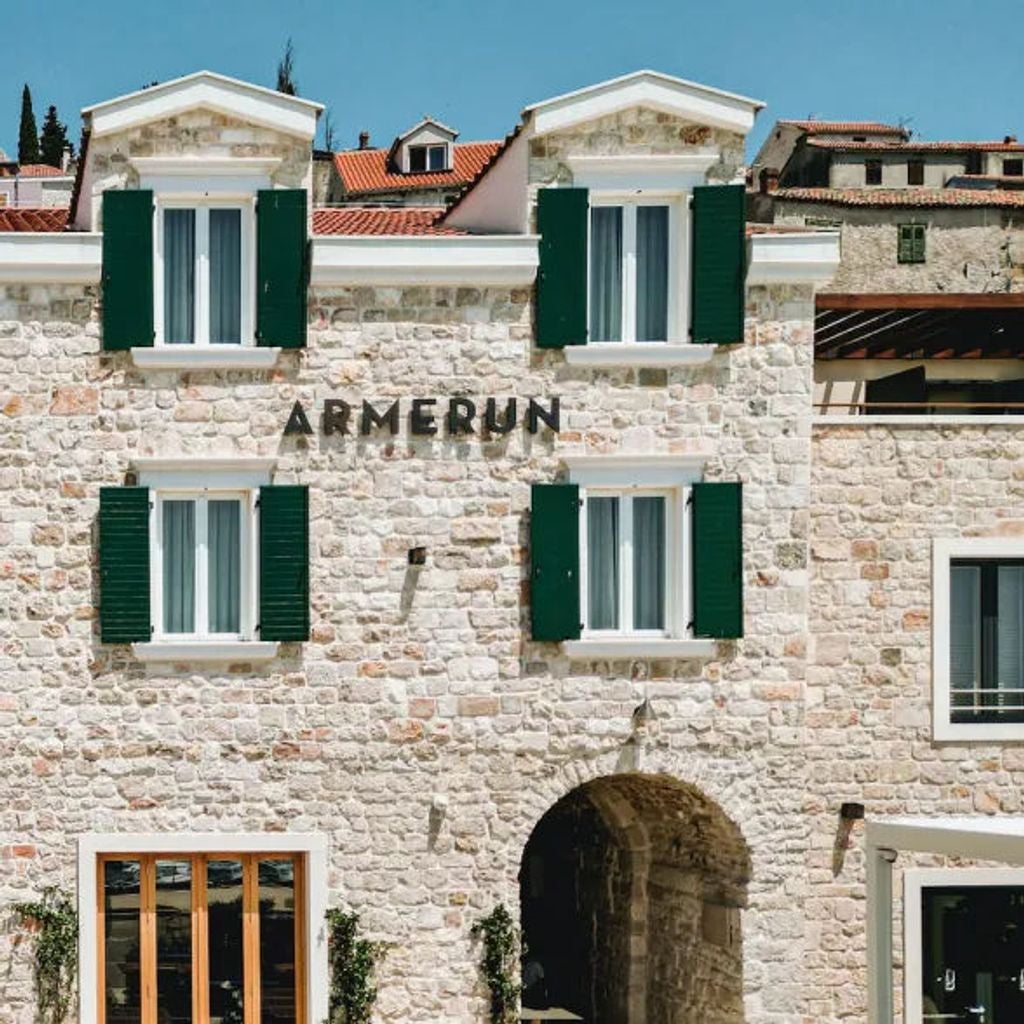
<box><xmin>4</xmin><ymin>0</ymin><xmax>1024</xmax><ymax>162</ymax></box>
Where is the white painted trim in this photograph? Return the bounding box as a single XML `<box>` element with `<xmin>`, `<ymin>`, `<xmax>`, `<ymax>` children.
<box><xmin>564</xmin><ymin>454</ymin><xmax>708</xmax><ymax>482</ymax></box>
<box><xmin>131</xmin><ymin>346</ymin><xmax>279</xmax><ymax>370</ymax></box>
<box><xmin>77</xmin><ymin>831</ymin><xmax>328</xmax><ymax>1024</ymax></box>
<box><xmin>525</xmin><ymin>69</ymin><xmax>763</xmax><ymax>136</ymax></box>
<box><xmin>133</xmin><ymin>458</ymin><xmax>276</xmax><ymax>485</ymax></box>
<box><xmin>0</xmin><ymin>232</ymin><xmax>101</xmax><ymax>282</ymax></box>
<box><xmin>813</xmin><ymin>415</ymin><xmax>1024</xmax><ymax>427</ymax></box>
<box><xmin>903</xmin><ymin>867</ymin><xmax>1024</xmax><ymax>1024</ymax></box>
<box><xmin>133</xmin><ymin>156</ymin><xmax>282</xmax><ymax>195</ymax></box>
<box><xmin>311</xmin><ymin>234</ymin><xmax>539</xmax><ymax>285</ymax></box>
<box><xmin>132</xmin><ymin>640</ymin><xmax>279</xmax><ymax>662</ymax></box>
<box><xmin>84</xmin><ymin>70</ymin><xmax>322</xmax><ymax>140</ymax></box>
<box><xmin>567</xmin><ymin>153</ymin><xmax>718</xmax><ymax>191</ymax></box>
<box><xmin>564</xmin><ymin>638</ymin><xmax>716</xmax><ymax>658</ymax></box>
<box><xmin>564</xmin><ymin>343</ymin><xmax>716</xmax><ymax>367</ymax></box>
<box><xmin>932</xmin><ymin>536</ymin><xmax>1024</xmax><ymax>740</ymax></box>
<box><xmin>746</xmin><ymin>232</ymin><xmax>841</xmax><ymax>285</ymax></box>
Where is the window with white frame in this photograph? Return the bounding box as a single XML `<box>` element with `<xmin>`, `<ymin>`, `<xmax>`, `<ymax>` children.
<box><xmin>588</xmin><ymin>198</ymin><xmax>681</xmax><ymax>343</ymax></box>
<box><xmin>408</xmin><ymin>143</ymin><xmax>448</xmax><ymax>173</ymax></box>
<box><xmin>934</xmin><ymin>538</ymin><xmax>1024</xmax><ymax>738</ymax></box>
<box><xmin>153</xmin><ymin>489</ymin><xmax>256</xmax><ymax>642</ymax></box>
<box><xmin>156</xmin><ymin>201</ymin><xmax>254</xmax><ymax>346</ymax></box>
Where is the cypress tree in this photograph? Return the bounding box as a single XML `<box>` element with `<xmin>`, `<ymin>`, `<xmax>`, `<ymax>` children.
<box><xmin>18</xmin><ymin>84</ymin><xmax>39</xmax><ymax>165</ymax></box>
<box><xmin>276</xmin><ymin>39</ymin><xmax>297</xmax><ymax>96</ymax></box>
<box><xmin>39</xmin><ymin>105</ymin><xmax>69</xmax><ymax>168</ymax></box>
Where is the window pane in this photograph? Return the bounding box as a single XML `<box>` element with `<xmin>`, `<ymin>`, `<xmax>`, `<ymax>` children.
<box><xmin>636</xmin><ymin>206</ymin><xmax>669</xmax><ymax>341</ymax></box>
<box><xmin>163</xmin><ymin>500</ymin><xmax>196</xmax><ymax>634</ymax></box>
<box><xmin>998</xmin><ymin>566</ymin><xmax>1024</xmax><ymax>711</ymax></box>
<box><xmin>950</xmin><ymin>565</ymin><xmax>981</xmax><ymax>715</ymax></box>
<box><xmin>633</xmin><ymin>496</ymin><xmax>666</xmax><ymax>630</ymax></box>
<box><xmin>408</xmin><ymin>147</ymin><xmax>426</xmax><ymax>172</ymax></box>
<box><xmin>210</xmin><ymin>209</ymin><xmax>242</xmax><ymax>344</ymax></box>
<box><xmin>589</xmin><ymin>207</ymin><xmax>623</xmax><ymax>342</ymax></box>
<box><xmin>207</xmin><ymin>859</ymin><xmax>245</xmax><ymax>1024</ymax></box>
<box><xmin>208</xmin><ymin>500</ymin><xmax>241</xmax><ymax>634</ymax></box>
<box><xmin>428</xmin><ymin>146</ymin><xmax>446</xmax><ymax>171</ymax></box>
<box><xmin>587</xmin><ymin>496</ymin><xmax>619</xmax><ymax>629</ymax></box>
<box><xmin>104</xmin><ymin>860</ymin><xmax>141</xmax><ymax>1024</ymax></box>
<box><xmin>156</xmin><ymin>860</ymin><xmax>192</xmax><ymax>1024</ymax></box>
<box><xmin>164</xmin><ymin>209</ymin><xmax>195</xmax><ymax>345</ymax></box>
<box><xmin>259</xmin><ymin>859</ymin><xmax>297</xmax><ymax>1024</ymax></box>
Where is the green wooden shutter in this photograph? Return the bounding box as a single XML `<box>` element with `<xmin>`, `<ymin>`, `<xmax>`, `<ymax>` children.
<box><xmin>99</xmin><ymin>487</ymin><xmax>151</xmax><ymax>642</ymax></box>
<box><xmin>530</xmin><ymin>483</ymin><xmax>581</xmax><ymax>641</ymax></box>
<box><xmin>259</xmin><ymin>485</ymin><xmax>309</xmax><ymax>641</ymax></box>
<box><xmin>536</xmin><ymin>188</ymin><xmax>588</xmax><ymax>348</ymax></box>
<box><xmin>256</xmin><ymin>189</ymin><xmax>308</xmax><ymax>349</ymax></box>
<box><xmin>898</xmin><ymin>224</ymin><xmax>926</xmax><ymax>264</ymax></box>
<box><xmin>102</xmin><ymin>190</ymin><xmax>154</xmax><ymax>351</ymax></box>
<box><xmin>692</xmin><ymin>482</ymin><xmax>743</xmax><ymax>639</ymax></box>
<box><xmin>691</xmin><ymin>184</ymin><xmax>746</xmax><ymax>345</ymax></box>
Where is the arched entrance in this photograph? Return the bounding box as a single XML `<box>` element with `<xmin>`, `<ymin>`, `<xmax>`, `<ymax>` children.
<box><xmin>519</xmin><ymin>774</ymin><xmax>750</xmax><ymax>1024</ymax></box>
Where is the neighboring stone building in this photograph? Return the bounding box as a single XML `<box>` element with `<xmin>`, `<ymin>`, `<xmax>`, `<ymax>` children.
<box><xmin>0</xmin><ymin>161</ymin><xmax>75</xmax><ymax>207</ymax></box>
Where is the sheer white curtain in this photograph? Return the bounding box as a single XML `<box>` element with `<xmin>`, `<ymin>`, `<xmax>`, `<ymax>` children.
<box><xmin>209</xmin><ymin>209</ymin><xmax>241</xmax><ymax>344</ymax></box>
<box><xmin>589</xmin><ymin>207</ymin><xmax>622</xmax><ymax>342</ymax></box>
<box><xmin>636</xmin><ymin>206</ymin><xmax>669</xmax><ymax>342</ymax></box>
<box><xmin>633</xmin><ymin>497</ymin><xmax>666</xmax><ymax>629</ymax></box>
<box><xmin>587</xmin><ymin>497</ymin><xmax>619</xmax><ymax>629</ymax></box>
<box><xmin>164</xmin><ymin>209</ymin><xmax>195</xmax><ymax>345</ymax></box>
<box><xmin>950</xmin><ymin>565</ymin><xmax>980</xmax><ymax>714</ymax></box>
<box><xmin>998</xmin><ymin>566</ymin><xmax>1024</xmax><ymax>709</ymax></box>
<box><xmin>163</xmin><ymin>500</ymin><xmax>195</xmax><ymax>633</ymax></box>
<box><xmin>208</xmin><ymin>500</ymin><xmax>241</xmax><ymax>634</ymax></box>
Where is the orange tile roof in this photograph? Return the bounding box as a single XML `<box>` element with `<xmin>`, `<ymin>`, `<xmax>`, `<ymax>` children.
<box><xmin>808</xmin><ymin>138</ymin><xmax>1024</xmax><ymax>152</ymax></box>
<box><xmin>780</xmin><ymin>120</ymin><xmax>907</xmax><ymax>135</ymax></box>
<box><xmin>333</xmin><ymin>141</ymin><xmax>502</xmax><ymax>196</ymax></box>
<box><xmin>312</xmin><ymin>207</ymin><xmax>465</xmax><ymax>235</ymax></box>
<box><xmin>774</xmin><ymin>187</ymin><xmax>1024</xmax><ymax>208</ymax></box>
<box><xmin>16</xmin><ymin>163</ymin><xmax>68</xmax><ymax>178</ymax></box>
<box><xmin>0</xmin><ymin>208</ymin><xmax>70</xmax><ymax>231</ymax></box>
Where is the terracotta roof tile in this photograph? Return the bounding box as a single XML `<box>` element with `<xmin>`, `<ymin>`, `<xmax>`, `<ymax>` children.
<box><xmin>774</xmin><ymin>187</ymin><xmax>1024</xmax><ymax>209</ymax></box>
<box><xmin>333</xmin><ymin>141</ymin><xmax>502</xmax><ymax>196</ymax></box>
<box><xmin>312</xmin><ymin>207</ymin><xmax>466</xmax><ymax>235</ymax></box>
<box><xmin>808</xmin><ymin>138</ymin><xmax>1024</xmax><ymax>152</ymax></box>
<box><xmin>0</xmin><ymin>208</ymin><xmax>70</xmax><ymax>231</ymax></box>
<box><xmin>780</xmin><ymin>120</ymin><xmax>907</xmax><ymax>135</ymax></box>
<box><xmin>15</xmin><ymin>163</ymin><xmax>68</xmax><ymax>178</ymax></box>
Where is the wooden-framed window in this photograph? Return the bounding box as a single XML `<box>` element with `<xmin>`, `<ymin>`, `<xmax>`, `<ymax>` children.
<box><xmin>865</xmin><ymin>159</ymin><xmax>883</xmax><ymax>185</ymax></box>
<box><xmin>1003</xmin><ymin>158</ymin><xmax>1024</xmax><ymax>177</ymax></box>
<box><xmin>907</xmin><ymin>159</ymin><xmax>925</xmax><ymax>186</ymax></box>
<box><xmin>898</xmin><ymin>223</ymin><xmax>926</xmax><ymax>264</ymax></box>
<box><xmin>97</xmin><ymin>851</ymin><xmax>306</xmax><ymax>1024</ymax></box>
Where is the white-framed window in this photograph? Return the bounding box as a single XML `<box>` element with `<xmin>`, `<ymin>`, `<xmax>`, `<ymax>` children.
<box><xmin>154</xmin><ymin>199</ymin><xmax>255</xmax><ymax>347</ymax></box>
<box><xmin>933</xmin><ymin>537</ymin><xmax>1024</xmax><ymax>739</ymax></box>
<box><xmin>588</xmin><ymin>196</ymin><xmax>685</xmax><ymax>344</ymax></box>
<box><xmin>408</xmin><ymin>143</ymin><xmax>448</xmax><ymax>173</ymax></box>
<box><xmin>151</xmin><ymin>489</ymin><xmax>257</xmax><ymax>642</ymax></box>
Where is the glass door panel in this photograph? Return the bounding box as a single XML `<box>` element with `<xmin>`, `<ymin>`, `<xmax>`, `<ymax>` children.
<box><xmin>103</xmin><ymin>860</ymin><xmax>142</xmax><ymax>1024</ymax></box>
<box><xmin>155</xmin><ymin>859</ymin><xmax>193</xmax><ymax>1024</ymax></box>
<box><xmin>259</xmin><ymin>859</ymin><xmax>297</xmax><ymax>1024</ymax></box>
<box><xmin>207</xmin><ymin>859</ymin><xmax>245</xmax><ymax>1024</ymax></box>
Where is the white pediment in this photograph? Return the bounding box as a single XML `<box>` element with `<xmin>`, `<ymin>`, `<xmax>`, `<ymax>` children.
<box><xmin>83</xmin><ymin>70</ymin><xmax>323</xmax><ymax>140</ymax></box>
<box><xmin>524</xmin><ymin>69</ymin><xmax>764</xmax><ymax>138</ymax></box>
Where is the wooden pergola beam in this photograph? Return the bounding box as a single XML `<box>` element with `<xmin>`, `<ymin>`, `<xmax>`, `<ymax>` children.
<box><xmin>817</xmin><ymin>293</ymin><xmax>1024</xmax><ymax>311</ymax></box>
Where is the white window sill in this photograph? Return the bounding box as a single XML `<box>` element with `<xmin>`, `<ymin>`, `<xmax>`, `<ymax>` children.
<box><xmin>934</xmin><ymin>722</ymin><xmax>1024</xmax><ymax>742</ymax></box>
<box><xmin>814</xmin><ymin>414</ymin><xmax>1024</xmax><ymax>427</ymax></box>
<box><xmin>564</xmin><ymin>343</ymin><xmax>716</xmax><ymax>367</ymax></box>
<box><xmin>564</xmin><ymin>638</ymin><xmax>718</xmax><ymax>658</ymax></box>
<box><xmin>131</xmin><ymin>347</ymin><xmax>280</xmax><ymax>370</ymax></box>
<box><xmin>131</xmin><ymin>641</ymin><xmax>279</xmax><ymax>663</ymax></box>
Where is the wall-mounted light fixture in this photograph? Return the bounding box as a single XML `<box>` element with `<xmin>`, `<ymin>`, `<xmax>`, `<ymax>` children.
<box><xmin>840</xmin><ymin>802</ymin><xmax>865</xmax><ymax>821</ymax></box>
<box><xmin>408</xmin><ymin>547</ymin><xmax>427</xmax><ymax>566</ymax></box>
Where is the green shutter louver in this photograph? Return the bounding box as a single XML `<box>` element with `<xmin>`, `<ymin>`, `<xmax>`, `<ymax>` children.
<box><xmin>898</xmin><ymin>223</ymin><xmax>926</xmax><ymax>264</ymax></box>
<box><xmin>692</xmin><ymin>481</ymin><xmax>743</xmax><ymax>639</ymax></box>
<box><xmin>691</xmin><ymin>184</ymin><xmax>746</xmax><ymax>345</ymax></box>
<box><xmin>99</xmin><ymin>486</ymin><xmax>151</xmax><ymax>642</ymax></box>
<box><xmin>256</xmin><ymin>189</ymin><xmax>308</xmax><ymax>349</ymax></box>
<box><xmin>259</xmin><ymin>485</ymin><xmax>309</xmax><ymax>641</ymax></box>
<box><xmin>101</xmin><ymin>190</ymin><xmax>154</xmax><ymax>351</ymax></box>
<box><xmin>530</xmin><ymin>483</ymin><xmax>581</xmax><ymax>641</ymax></box>
<box><xmin>536</xmin><ymin>188</ymin><xmax>588</xmax><ymax>348</ymax></box>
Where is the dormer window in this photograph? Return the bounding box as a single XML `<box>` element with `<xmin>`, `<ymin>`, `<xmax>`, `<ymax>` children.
<box><xmin>408</xmin><ymin>143</ymin><xmax>449</xmax><ymax>173</ymax></box>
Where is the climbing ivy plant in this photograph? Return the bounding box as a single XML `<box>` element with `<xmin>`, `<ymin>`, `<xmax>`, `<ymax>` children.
<box><xmin>326</xmin><ymin>908</ymin><xmax>388</xmax><ymax>1024</ymax></box>
<box><xmin>12</xmin><ymin>887</ymin><xmax>78</xmax><ymax>1024</ymax></box>
<box><xmin>472</xmin><ymin>904</ymin><xmax>519</xmax><ymax>1024</ymax></box>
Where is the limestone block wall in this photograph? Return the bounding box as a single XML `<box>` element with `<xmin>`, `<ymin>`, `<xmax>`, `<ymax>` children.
<box><xmin>0</xmin><ymin>275</ymin><xmax>816</xmax><ymax>1023</ymax></box>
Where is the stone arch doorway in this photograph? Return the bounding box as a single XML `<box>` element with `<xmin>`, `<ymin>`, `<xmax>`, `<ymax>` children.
<box><xmin>519</xmin><ymin>773</ymin><xmax>751</xmax><ymax>1024</ymax></box>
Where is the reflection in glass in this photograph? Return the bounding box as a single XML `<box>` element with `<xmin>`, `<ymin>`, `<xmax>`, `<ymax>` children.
<box><xmin>208</xmin><ymin>859</ymin><xmax>244</xmax><ymax>1024</ymax></box>
<box><xmin>259</xmin><ymin>859</ymin><xmax>297</xmax><ymax>1024</ymax></box>
<box><xmin>156</xmin><ymin>860</ymin><xmax>192</xmax><ymax>1024</ymax></box>
<box><xmin>104</xmin><ymin>860</ymin><xmax>141</xmax><ymax>1024</ymax></box>
<box><xmin>633</xmin><ymin>496</ymin><xmax>666</xmax><ymax>630</ymax></box>
<box><xmin>587</xmin><ymin>496</ymin><xmax>619</xmax><ymax>630</ymax></box>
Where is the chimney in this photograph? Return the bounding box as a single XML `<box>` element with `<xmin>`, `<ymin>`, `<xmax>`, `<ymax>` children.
<box><xmin>358</xmin><ymin>131</ymin><xmax>371</xmax><ymax>150</ymax></box>
<box><xmin>759</xmin><ymin>167</ymin><xmax>780</xmax><ymax>194</ymax></box>
<box><xmin>1005</xmin><ymin>135</ymin><xmax>1018</xmax><ymax>144</ymax></box>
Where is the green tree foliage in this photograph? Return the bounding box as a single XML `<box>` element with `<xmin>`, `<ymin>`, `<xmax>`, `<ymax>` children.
<box><xmin>12</xmin><ymin>887</ymin><xmax>78</xmax><ymax>1024</ymax></box>
<box><xmin>472</xmin><ymin>904</ymin><xmax>520</xmax><ymax>1024</ymax></box>
<box><xmin>18</xmin><ymin>84</ymin><xmax>40</xmax><ymax>165</ymax></box>
<box><xmin>39</xmin><ymin>105</ymin><xmax>70</xmax><ymax>168</ymax></box>
<box><xmin>276</xmin><ymin>39</ymin><xmax>298</xmax><ymax>96</ymax></box>
<box><xmin>326</xmin><ymin>908</ymin><xmax>388</xmax><ymax>1024</ymax></box>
